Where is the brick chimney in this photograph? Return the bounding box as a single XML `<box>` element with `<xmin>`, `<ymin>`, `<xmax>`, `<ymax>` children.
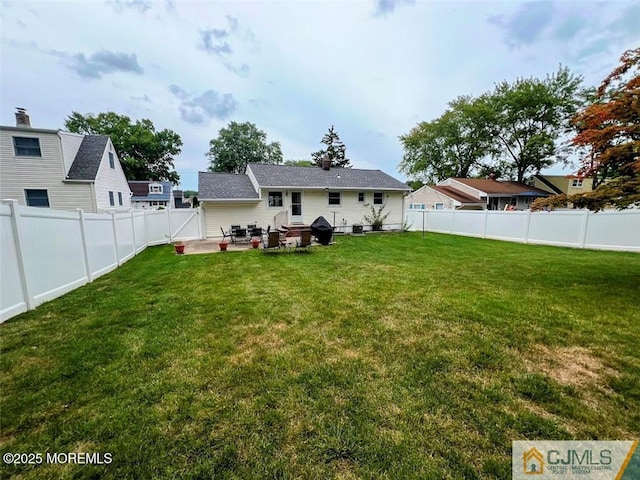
<box><xmin>321</xmin><ymin>156</ymin><xmax>331</xmax><ymax>171</ymax></box>
<box><xmin>15</xmin><ymin>108</ymin><xmax>31</xmax><ymax>127</ymax></box>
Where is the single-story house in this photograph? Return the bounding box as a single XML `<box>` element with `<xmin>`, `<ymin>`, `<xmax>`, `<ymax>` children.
<box><xmin>198</xmin><ymin>162</ymin><xmax>411</xmax><ymax>237</ymax></box>
<box><xmin>407</xmin><ymin>184</ymin><xmax>486</xmax><ymax>210</ymax></box>
<box><xmin>129</xmin><ymin>180</ymin><xmax>174</xmax><ymax>209</ymax></box>
<box><xmin>406</xmin><ymin>177</ymin><xmax>550</xmax><ymax>210</ymax></box>
<box><xmin>0</xmin><ymin>109</ymin><xmax>131</xmax><ymax>212</ymax></box>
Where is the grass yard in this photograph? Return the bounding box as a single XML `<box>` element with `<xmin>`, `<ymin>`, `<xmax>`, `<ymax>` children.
<box><xmin>1</xmin><ymin>232</ymin><xmax>639</xmax><ymax>479</ymax></box>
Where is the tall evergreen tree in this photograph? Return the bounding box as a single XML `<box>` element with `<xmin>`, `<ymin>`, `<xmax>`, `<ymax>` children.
<box><xmin>311</xmin><ymin>125</ymin><xmax>352</xmax><ymax>168</ymax></box>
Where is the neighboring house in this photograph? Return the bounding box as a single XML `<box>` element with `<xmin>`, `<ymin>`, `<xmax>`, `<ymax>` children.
<box><xmin>173</xmin><ymin>190</ymin><xmax>191</xmax><ymax>209</ymax></box>
<box><xmin>0</xmin><ymin>109</ymin><xmax>131</xmax><ymax>212</ymax></box>
<box><xmin>528</xmin><ymin>174</ymin><xmax>596</xmax><ymax>196</ymax></box>
<box><xmin>129</xmin><ymin>180</ymin><xmax>174</xmax><ymax>209</ymax></box>
<box><xmin>406</xmin><ymin>177</ymin><xmax>550</xmax><ymax>211</ymax></box>
<box><xmin>438</xmin><ymin>178</ymin><xmax>550</xmax><ymax>210</ymax></box>
<box><xmin>198</xmin><ymin>162</ymin><xmax>411</xmax><ymax>237</ymax></box>
<box><xmin>407</xmin><ymin>185</ymin><xmax>486</xmax><ymax>210</ymax></box>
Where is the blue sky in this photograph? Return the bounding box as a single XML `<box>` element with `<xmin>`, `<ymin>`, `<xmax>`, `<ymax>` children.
<box><xmin>1</xmin><ymin>0</ymin><xmax>639</xmax><ymax>191</ymax></box>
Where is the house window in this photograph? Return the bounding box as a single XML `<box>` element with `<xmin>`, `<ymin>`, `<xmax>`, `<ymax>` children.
<box><xmin>118</xmin><ymin>192</ymin><xmax>123</xmax><ymax>206</ymax></box>
<box><xmin>572</xmin><ymin>179</ymin><xmax>583</xmax><ymax>188</ymax></box>
<box><xmin>268</xmin><ymin>191</ymin><xmax>283</xmax><ymax>207</ymax></box>
<box><xmin>409</xmin><ymin>203</ymin><xmax>425</xmax><ymax>210</ymax></box>
<box><xmin>358</xmin><ymin>192</ymin><xmax>365</xmax><ymax>203</ymax></box>
<box><xmin>149</xmin><ymin>184</ymin><xmax>163</xmax><ymax>194</ymax></box>
<box><xmin>109</xmin><ymin>191</ymin><xmax>115</xmax><ymax>206</ymax></box>
<box><xmin>25</xmin><ymin>189</ymin><xmax>49</xmax><ymax>207</ymax></box>
<box><xmin>13</xmin><ymin>137</ymin><xmax>42</xmax><ymax>157</ymax></box>
<box><xmin>434</xmin><ymin>202</ymin><xmax>444</xmax><ymax>210</ymax></box>
<box><xmin>373</xmin><ymin>192</ymin><xmax>384</xmax><ymax>205</ymax></box>
<box><xmin>328</xmin><ymin>191</ymin><xmax>341</xmax><ymax>206</ymax></box>
<box><xmin>109</xmin><ymin>152</ymin><xmax>115</xmax><ymax>169</ymax></box>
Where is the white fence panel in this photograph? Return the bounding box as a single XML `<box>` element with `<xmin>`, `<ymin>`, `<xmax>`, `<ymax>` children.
<box><xmin>133</xmin><ymin>212</ymin><xmax>147</xmax><ymax>253</ymax></box>
<box><xmin>19</xmin><ymin>208</ymin><xmax>88</xmax><ymax>307</ymax></box>
<box><xmin>584</xmin><ymin>210</ymin><xmax>640</xmax><ymax>251</ymax></box>
<box><xmin>114</xmin><ymin>213</ymin><xmax>135</xmax><ymax>263</ymax></box>
<box><xmin>145</xmin><ymin>210</ymin><xmax>170</xmax><ymax>245</ymax></box>
<box><xmin>452</xmin><ymin>211</ymin><xmax>485</xmax><ymax>237</ymax></box>
<box><xmin>486</xmin><ymin>211</ymin><xmax>528</xmax><ymax>241</ymax></box>
<box><xmin>1</xmin><ymin>204</ymin><xmax>28</xmax><ymax>321</ymax></box>
<box><xmin>171</xmin><ymin>209</ymin><xmax>201</xmax><ymax>240</ymax></box>
<box><xmin>528</xmin><ymin>211</ymin><xmax>583</xmax><ymax>247</ymax></box>
<box><xmin>84</xmin><ymin>213</ymin><xmax>118</xmax><ymax>278</ymax></box>
<box><xmin>426</xmin><ymin>210</ymin><xmax>455</xmax><ymax>233</ymax></box>
<box><xmin>406</xmin><ymin>208</ymin><xmax>639</xmax><ymax>252</ymax></box>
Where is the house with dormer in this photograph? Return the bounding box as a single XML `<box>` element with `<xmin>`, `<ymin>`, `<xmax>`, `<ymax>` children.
<box><xmin>128</xmin><ymin>180</ymin><xmax>174</xmax><ymax>209</ymax></box>
<box><xmin>0</xmin><ymin>109</ymin><xmax>131</xmax><ymax>212</ymax></box>
<box><xmin>198</xmin><ymin>162</ymin><xmax>410</xmax><ymax>237</ymax></box>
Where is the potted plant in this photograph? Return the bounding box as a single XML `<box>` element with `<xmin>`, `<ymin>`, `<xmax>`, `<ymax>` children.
<box><xmin>251</xmin><ymin>237</ymin><xmax>260</xmax><ymax>249</ymax></box>
<box><xmin>173</xmin><ymin>241</ymin><xmax>185</xmax><ymax>254</ymax></box>
<box><xmin>219</xmin><ymin>240</ymin><xmax>229</xmax><ymax>251</ymax></box>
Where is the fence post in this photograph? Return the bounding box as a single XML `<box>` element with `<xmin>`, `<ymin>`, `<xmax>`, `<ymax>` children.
<box><xmin>483</xmin><ymin>208</ymin><xmax>489</xmax><ymax>239</ymax></box>
<box><xmin>111</xmin><ymin>212</ymin><xmax>121</xmax><ymax>266</ymax></box>
<box><xmin>167</xmin><ymin>207</ymin><xmax>173</xmax><ymax>243</ymax></box>
<box><xmin>130</xmin><ymin>210</ymin><xmax>137</xmax><ymax>255</ymax></box>
<box><xmin>523</xmin><ymin>210</ymin><xmax>532</xmax><ymax>244</ymax></box>
<box><xmin>4</xmin><ymin>200</ymin><xmax>35</xmax><ymax>310</ymax></box>
<box><xmin>197</xmin><ymin>206</ymin><xmax>203</xmax><ymax>239</ymax></box>
<box><xmin>579</xmin><ymin>209</ymin><xmax>590</xmax><ymax>249</ymax></box>
<box><xmin>77</xmin><ymin>209</ymin><xmax>93</xmax><ymax>282</ymax></box>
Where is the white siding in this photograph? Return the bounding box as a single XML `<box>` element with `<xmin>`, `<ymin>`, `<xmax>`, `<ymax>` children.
<box><xmin>58</xmin><ymin>131</ymin><xmax>84</xmax><ymax>175</ymax></box>
<box><xmin>0</xmin><ymin>128</ymin><xmax>95</xmax><ymax>212</ymax></box>
<box><xmin>94</xmin><ymin>139</ymin><xmax>131</xmax><ymax>211</ymax></box>
<box><xmin>202</xmin><ymin>189</ymin><xmax>406</xmax><ymax>238</ymax></box>
<box><xmin>407</xmin><ymin>187</ymin><xmax>458</xmax><ymax>209</ymax></box>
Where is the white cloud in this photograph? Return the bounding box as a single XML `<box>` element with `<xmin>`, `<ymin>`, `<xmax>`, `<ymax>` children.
<box><xmin>1</xmin><ymin>0</ymin><xmax>638</xmax><ymax>190</ymax></box>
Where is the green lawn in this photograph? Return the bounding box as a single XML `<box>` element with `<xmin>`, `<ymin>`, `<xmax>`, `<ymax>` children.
<box><xmin>1</xmin><ymin>233</ymin><xmax>639</xmax><ymax>479</ymax></box>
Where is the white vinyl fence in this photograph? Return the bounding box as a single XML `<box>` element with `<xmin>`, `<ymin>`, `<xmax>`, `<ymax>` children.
<box><xmin>405</xmin><ymin>208</ymin><xmax>640</xmax><ymax>253</ymax></box>
<box><xmin>1</xmin><ymin>200</ymin><xmax>203</xmax><ymax>323</ymax></box>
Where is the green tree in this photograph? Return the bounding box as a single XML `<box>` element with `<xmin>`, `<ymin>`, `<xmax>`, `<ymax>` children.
<box><xmin>65</xmin><ymin>111</ymin><xmax>182</xmax><ymax>184</ymax></box>
<box><xmin>182</xmin><ymin>190</ymin><xmax>198</xmax><ymax>198</ymax></box>
<box><xmin>311</xmin><ymin>125</ymin><xmax>352</xmax><ymax>168</ymax></box>
<box><xmin>399</xmin><ymin>96</ymin><xmax>496</xmax><ymax>183</ymax></box>
<box><xmin>284</xmin><ymin>159</ymin><xmax>314</xmax><ymax>167</ymax></box>
<box><xmin>532</xmin><ymin>48</ymin><xmax>640</xmax><ymax>211</ymax></box>
<box><xmin>486</xmin><ymin>66</ymin><xmax>585</xmax><ymax>182</ymax></box>
<box><xmin>207</xmin><ymin>121</ymin><xmax>283</xmax><ymax>174</ymax></box>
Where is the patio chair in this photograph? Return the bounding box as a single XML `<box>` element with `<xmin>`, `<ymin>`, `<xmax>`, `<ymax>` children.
<box><xmin>234</xmin><ymin>227</ymin><xmax>248</xmax><ymax>243</ymax></box>
<box><xmin>295</xmin><ymin>230</ymin><xmax>312</xmax><ymax>252</ymax></box>
<box><xmin>262</xmin><ymin>230</ymin><xmax>283</xmax><ymax>253</ymax></box>
<box><xmin>220</xmin><ymin>226</ymin><xmax>232</xmax><ymax>243</ymax></box>
<box><xmin>247</xmin><ymin>224</ymin><xmax>256</xmax><ymax>232</ymax></box>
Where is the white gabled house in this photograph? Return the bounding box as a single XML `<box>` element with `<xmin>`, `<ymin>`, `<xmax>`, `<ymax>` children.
<box><xmin>0</xmin><ymin>109</ymin><xmax>131</xmax><ymax>212</ymax></box>
<box><xmin>198</xmin><ymin>162</ymin><xmax>411</xmax><ymax>237</ymax></box>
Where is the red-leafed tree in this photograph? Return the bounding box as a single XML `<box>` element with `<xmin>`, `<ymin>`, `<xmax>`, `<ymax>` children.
<box><xmin>532</xmin><ymin>48</ymin><xmax>640</xmax><ymax>211</ymax></box>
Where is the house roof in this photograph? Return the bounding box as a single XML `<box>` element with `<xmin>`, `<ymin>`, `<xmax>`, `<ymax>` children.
<box><xmin>128</xmin><ymin>180</ymin><xmax>172</xmax><ymax>201</ymax></box>
<box><xmin>451</xmin><ymin>178</ymin><xmax>550</xmax><ymax>197</ymax></box>
<box><xmin>248</xmin><ymin>163</ymin><xmax>410</xmax><ymax>191</ymax></box>
<box><xmin>430</xmin><ymin>185</ymin><xmax>484</xmax><ymax>204</ymax></box>
<box><xmin>66</xmin><ymin>135</ymin><xmax>110</xmax><ymax>181</ymax></box>
<box><xmin>198</xmin><ymin>172</ymin><xmax>259</xmax><ymax>200</ymax></box>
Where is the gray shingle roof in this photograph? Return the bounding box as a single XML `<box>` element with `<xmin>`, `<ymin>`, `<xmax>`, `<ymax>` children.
<box><xmin>66</xmin><ymin>135</ymin><xmax>109</xmax><ymax>180</ymax></box>
<box><xmin>248</xmin><ymin>163</ymin><xmax>410</xmax><ymax>190</ymax></box>
<box><xmin>198</xmin><ymin>172</ymin><xmax>259</xmax><ymax>200</ymax></box>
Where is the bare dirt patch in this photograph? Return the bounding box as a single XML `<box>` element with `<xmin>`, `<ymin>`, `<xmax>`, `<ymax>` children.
<box><xmin>524</xmin><ymin>345</ymin><xmax>619</xmax><ymax>391</ymax></box>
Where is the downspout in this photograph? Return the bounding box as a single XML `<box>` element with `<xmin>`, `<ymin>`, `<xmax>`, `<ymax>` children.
<box><xmin>90</xmin><ymin>182</ymin><xmax>98</xmax><ymax>213</ymax></box>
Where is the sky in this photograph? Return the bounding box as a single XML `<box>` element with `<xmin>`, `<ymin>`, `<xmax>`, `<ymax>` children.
<box><xmin>1</xmin><ymin>0</ymin><xmax>639</xmax><ymax>191</ymax></box>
